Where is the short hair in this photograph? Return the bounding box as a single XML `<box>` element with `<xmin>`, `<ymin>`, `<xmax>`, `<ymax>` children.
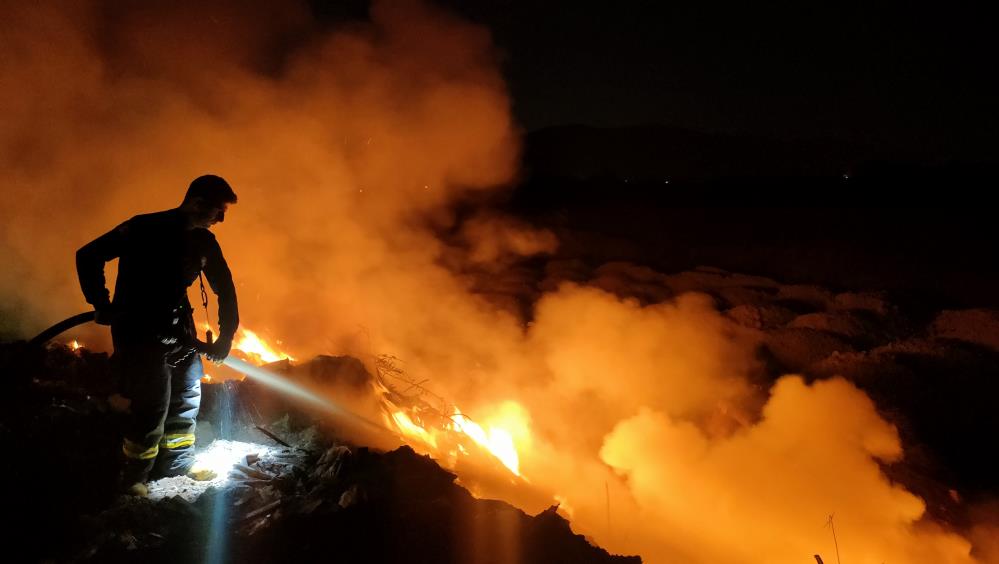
<box><xmin>184</xmin><ymin>175</ymin><xmax>237</xmax><ymax>206</ymax></box>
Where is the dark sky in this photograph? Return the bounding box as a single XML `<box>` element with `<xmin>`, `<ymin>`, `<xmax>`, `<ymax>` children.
<box><xmin>425</xmin><ymin>1</ymin><xmax>996</xmax><ymax>163</ymax></box>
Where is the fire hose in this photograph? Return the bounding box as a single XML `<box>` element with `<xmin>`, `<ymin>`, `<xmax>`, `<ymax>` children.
<box><xmin>30</xmin><ymin>309</ymin><xmax>216</xmax><ymax>360</ymax></box>
<box><xmin>29</xmin><ymin>311</ymin><xmax>397</xmax><ymax>438</ymax></box>
<box><xmin>28</xmin><ymin>311</ymin><xmax>97</xmax><ymax>347</ymax></box>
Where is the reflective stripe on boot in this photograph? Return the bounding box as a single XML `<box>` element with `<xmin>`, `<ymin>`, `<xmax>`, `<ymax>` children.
<box><xmin>160</xmin><ymin>433</ymin><xmax>196</xmax><ymax>450</ymax></box>
<box><xmin>123</xmin><ymin>438</ymin><xmax>159</xmax><ymax>460</ymax></box>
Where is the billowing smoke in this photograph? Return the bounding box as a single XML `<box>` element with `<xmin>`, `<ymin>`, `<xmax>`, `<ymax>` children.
<box><xmin>598</xmin><ymin>376</ymin><xmax>974</xmax><ymax>563</ymax></box>
<box><xmin>496</xmin><ymin>290</ymin><xmax>980</xmax><ymax>563</ymax></box>
<box><xmin>0</xmin><ymin>0</ymin><xmax>518</xmax><ymax>347</ymax></box>
<box><xmin>0</xmin><ymin>2</ymin><xmax>990</xmax><ymax>562</ymax></box>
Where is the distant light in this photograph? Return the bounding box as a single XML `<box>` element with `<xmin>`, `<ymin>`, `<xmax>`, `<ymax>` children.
<box><xmin>842</xmin><ymin>174</ymin><xmax>850</xmax><ymax>180</ymax></box>
<box><xmin>664</xmin><ymin>179</ymin><xmax>670</xmax><ymax>184</ymax></box>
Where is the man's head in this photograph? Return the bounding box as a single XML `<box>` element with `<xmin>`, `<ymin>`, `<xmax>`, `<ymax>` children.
<box><xmin>180</xmin><ymin>174</ymin><xmax>237</xmax><ymax>229</ymax></box>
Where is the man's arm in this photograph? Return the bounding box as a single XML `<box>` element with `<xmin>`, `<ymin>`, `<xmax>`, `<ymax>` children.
<box><xmin>203</xmin><ymin>236</ymin><xmax>239</xmax><ymax>357</ymax></box>
<box><xmin>76</xmin><ymin>222</ymin><xmax>127</xmax><ymax>322</ymax></box>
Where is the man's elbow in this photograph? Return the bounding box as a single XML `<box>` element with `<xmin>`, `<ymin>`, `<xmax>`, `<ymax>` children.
<box><xmin>75</xmin><ymin>247</ymin><xmax>90</xmax><ymax>273</ymax></box>
<box><xmin>76</xmin><ymin>242</ymin><xmax>97</xmax><ymax>264</ymax></box>
<box><xmin>75</xmin><ymin>245</ymin><xmax>103</xmax><ymax>289</ymax></box>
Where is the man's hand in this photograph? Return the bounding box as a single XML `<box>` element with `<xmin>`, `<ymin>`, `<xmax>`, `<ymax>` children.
<box><xmin>206</xmin><ymin>335</ymin><xmax>233</xmax><ymax>365</ymax></box>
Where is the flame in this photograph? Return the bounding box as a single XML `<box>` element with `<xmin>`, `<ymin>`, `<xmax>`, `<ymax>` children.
<box><xmin>233</xmin><ymin>328</ymin><xmax>296</xmax><ymax>364</ymax></box>
<box><xmin>391</xmin><ymin>410</ymin><xmax>438</xmax><ymax>448</ymax></box>
<box><xmin>452</xmin><ymin>408</ymin><xmax>520</xmax><ymax>475</ymax></box>
<box><xmin>384</xmin><ymin>399</ymin><xmax>528</xmax><ymax>477</ymax></box>
<box><xmin>200</xmin><ymin>324</ymin><xmax>295</xmax><ymax>364</ymax></box>
<box><xmin>70</xmin><ymin>339</ymin><xmax>82</xmax><ymax>351</ymax></box>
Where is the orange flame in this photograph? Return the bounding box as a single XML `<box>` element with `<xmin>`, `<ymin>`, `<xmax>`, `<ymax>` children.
<box><xmin>384</xmin><ymin>398</ymin><xmax>529</xmax><ymax>477</ymax></box>
<box><xmin>391</xmin><ymin>410</ymin><xmax>439</xmax><ymax>448</ymax></box>
<box><xmin>452</xmin><ymin>407</ymin><xmax>520</xmax><ymax>475</ymax></box>
<box><xmin>232</xmin><ymin>328</ymin><xmax>296</xmax><ymax>364</ymax></box>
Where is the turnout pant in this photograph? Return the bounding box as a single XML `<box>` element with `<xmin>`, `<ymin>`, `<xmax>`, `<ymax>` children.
<box><xmin>114</xmin><ymin>329</ymin><xmax>204</xmax><ymax>484</ymax></box>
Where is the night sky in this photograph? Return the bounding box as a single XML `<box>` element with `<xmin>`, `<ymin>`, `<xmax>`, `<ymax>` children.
<box><xmin>423</xmin><ymin>1</ymin><xmax>995</xmax><ymax>163</ymax></box>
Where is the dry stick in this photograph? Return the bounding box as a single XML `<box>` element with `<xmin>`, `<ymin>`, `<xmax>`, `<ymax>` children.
<box><xmin>825</xmin><ymin>514</ymin><xmax>842</xmax><ymax>564</ymax></box>
<box><xmin>401</xmin><ymin>378</ymin><xmax>431</xmax><ymax>395</ymax></box>
<box><xmin>242</xmin><ymin>499</ymin><xmax>282</xmax><ymax>521</ymax></box>
<box><xmin>233</xmin><ymin>463</ymin><xmax>273</xmax><ymax>481</ymax></box>
<box><xmin>376</xmin><ymin>355</ymin><xmax>461</xmax><ymax>428</ymax></box>
<box><xmin>605</xmin><ymin>481</ymin><xmax>612</xmax><ymax>541</ymax></box>
<box><xmin>254</xmin><ymin>425</ymin><xmax>292</xmax><ymax>448</ymax></box>
<box><xmin>376</xmin><ymin>355</ymin><xmax>447</xmax><ymax>407</ymax></box>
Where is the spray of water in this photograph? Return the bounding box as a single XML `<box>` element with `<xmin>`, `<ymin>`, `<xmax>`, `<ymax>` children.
<box><xmin>221</xmin><ymin>356</ymin><xmax>395</xmax><ymax>438</ymax></box>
